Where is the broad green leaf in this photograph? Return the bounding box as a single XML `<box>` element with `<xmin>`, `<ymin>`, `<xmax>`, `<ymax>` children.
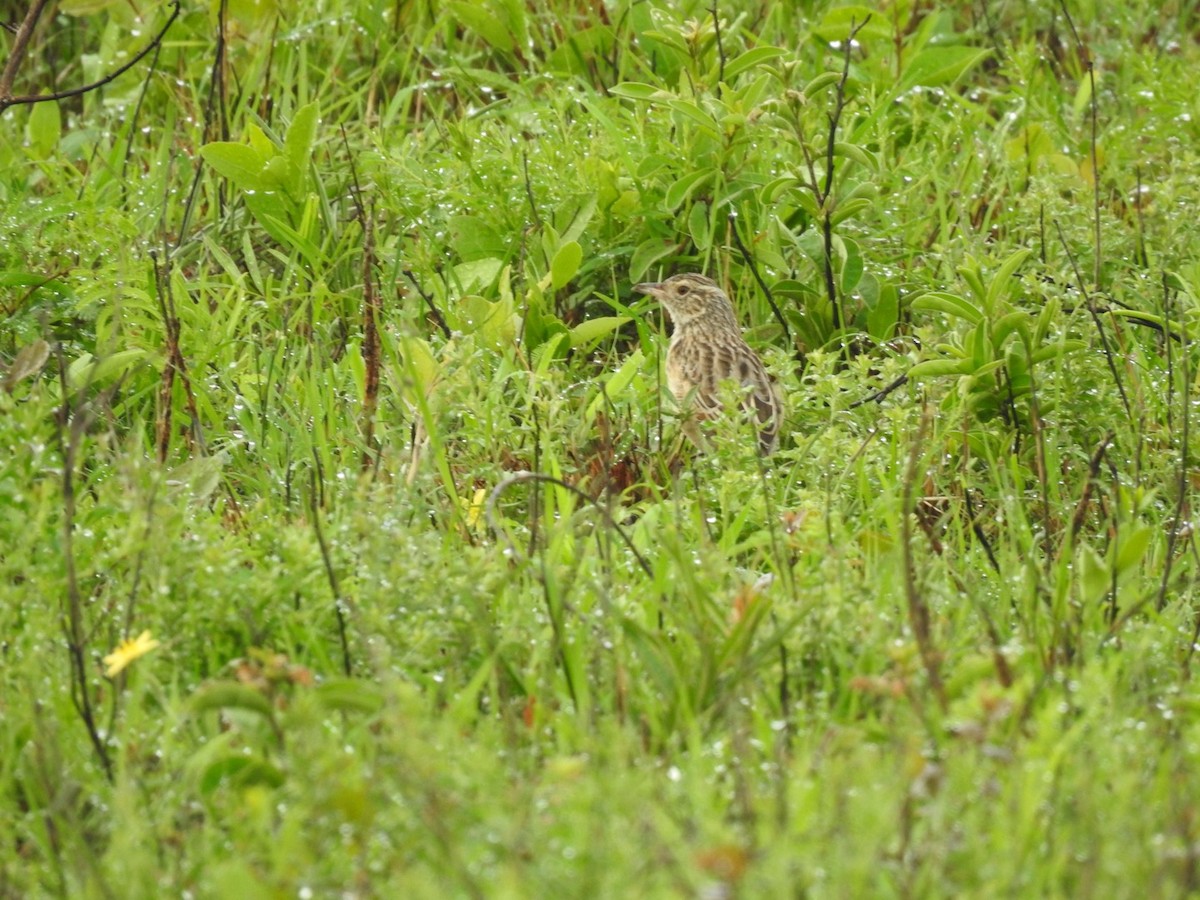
<box><xmin>1115</xmin><ymin>526</ymin><xmax>1153</xmax><ymax>574</ymax></box>
<box><xmin>865</xmin><ymin>282</ymin><xmax>899</xmax><ymax>340</ymax></box>
<box><xmin>985</xmin><ymin>248</ymin><xmax>1033</xmax><ymax>312</ymax></box>
<box><xmin>448</xmin><ymin>1</ymin><xmax>513</xmax><ymax>53</ymax></box>
<box><xmin>314</xmin><ymin>679</ymin><xmax>385</xmax><ymax>714</ymax></box>
<box><xmin>813</xmin><ymin>6</ymin><xmax>895</xmax><ymax>43</ymax></box>
<box><xmin>831</xmin><ymin>197</ymin><xmax>872</xmax><ymax>226</ymax></box>
<box><xmin>630</xmin><ymin>237</ymin><xmax>676</xmax><ymax>282</ymax></box>
<box><xmin>397</xmin><ymin>335</ymin><xmax>439</xmax><ymax>406</ymax></box>
<box><xmin>833</xmin><ymin>142</ymin><xmax>878</xmax><ymax>170</ymax></box>
<box><xmin>722</xmin><ymin>46</ymin><xmax>787</xmax><ymax>81</ymax></box>
<box><xmin>912</xmin><ymin>291</ymin><xmax>984</xmax><ymax>325</ymax></box>
<box><xmin>67</xmin><ymin>349</ymin><xmax>146</xmax><ymax>391</ymax></box>
<box><xmin>587</xmin><ymin>349</ymin><xmax>643</xmax><ymax>418</ymax></box>
<box><xmin>189</xmin><ymin>683</ymin><xmax>275</xmax><ymax>718</ymax></box>
<box><xmin>609</xmin><ymin>82</ymin><xmax>672</xmax><ymax>101</ymax></box>
<box><xmin>551</xmin><ymin>240</ymin><xmax>582</xmax><ymax>289</ymax></box>
<box><xmin>199</xmin><ymin>756</ymin><xmax>285</xmax><ymax>794</ymax></box>
<box><xmin>667</xmin><ymin>99</ymin><xmax>722</xmax><ymax>138</ymax></box>
<box><xmin>908</xmin><ymin>358</ymin><xmax>974</xmax><ymax>379</ymax></box>
<box><xmin>899</xmin><ymin>46</ymin><xmax>992</xmax><ymax>90</ymax></box>
<box><xmin>283</xmin><ymin>102</ymin><xmax>319</xmax><ymax>194</ymax></box>
<box><xmin>200</xmin><ymin>141</ymin><xmax>270</xmax><ymax>191</ymax></box>
<box><xmin>665</xmin><ymin>170</ymin><xmax>711</xmax><ymax>209</ymax></box>
<box><xmin>1079</xmin><ymin>543</ymin><xmax>1110</xmax><ymax>605</ymax></box>
<box><xmin>688</xmin><ymin>200</ymin><xmax>711</xmax><ymax>250</ymax></box>
<box><xmin>452</xmin><ymin>257</ymin><xmax>503</xmax><ymax>294</ymax></box>
<box><xmin>570</xmin><ymin>315</ymin><xmax>631</xmax><ymax>348</ymax></box>
<box><xmin>26</xmin><ymin>101</ymin><xmax>61</xmax><ymax>159</ymax></box>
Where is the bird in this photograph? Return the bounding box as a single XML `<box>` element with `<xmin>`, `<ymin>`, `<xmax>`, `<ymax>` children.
<box><xmin>634</xmin><ymin>273</ymin><xmax>784</xmax><ymax>455</ymax></box>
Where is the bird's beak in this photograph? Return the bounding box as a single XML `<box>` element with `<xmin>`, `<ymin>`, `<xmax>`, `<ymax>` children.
<box><xmin>634</xmin><ymin>282</ymin><xmax>663</xmax><ymax>297</ymax></box>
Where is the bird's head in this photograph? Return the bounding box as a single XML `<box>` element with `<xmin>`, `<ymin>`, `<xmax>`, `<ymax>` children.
<box><xmin>634</xmin><ymin>273</ymin><xmax>734</xmax><ymax>327</ymax></box>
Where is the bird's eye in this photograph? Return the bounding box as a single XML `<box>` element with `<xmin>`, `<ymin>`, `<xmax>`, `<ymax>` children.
<box><xmin>676</xmin><ymin>284</ymin><xmax>690</xmax><ymax>296</ymax></box>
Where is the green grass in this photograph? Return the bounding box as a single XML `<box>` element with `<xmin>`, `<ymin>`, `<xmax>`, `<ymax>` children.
<box><xmin>3</xmin><ymin>0</ymin><xmax>1200</xmax><ymax>895</ymax></box>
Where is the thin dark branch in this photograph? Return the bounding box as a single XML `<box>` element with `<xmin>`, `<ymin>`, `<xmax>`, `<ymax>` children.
<box><xmin>1162</xmin><ymin>276</ymin><xmax>1189</xmax><ymax>614</ymax></box>
<box><xmin>1067</xmin><ymin>430</ymin><xmax>1114</xmax><ymax>547</ymax></box>
<box><xmin>0</xmin><ymin>1</ymin><xmax>181</xmax><ymax>112</ymax></box>
<box><xmin>1056</xmin><ymin>0</ymin><xmax>1102</xmax><ymax>286</ymax></box>
<box><xmin>820</xmin><ymin>16</ymin><xmax>870</xmax><ymax>333</ymax></box>
<box><xmin>486</xmin><ymin>472</ymin><xmax>656</xmax><ymax>581</ymax></box>
<box><xmin>710</xmin><ymin>2</ymin><xmax>726</xmax><ymax>93</ymax></box>
<box><xmin>1053</xmin><ymin>219</ymin><xmax>1132</xmax><ymax>424</ymax></box>
<box><xmin>850</xmin><ymin>373</ymin><xmax>909</xmax><ymax>408</ymax></box>
<box><xmin>727</xmin><ymin>211</ymin><xmax>791</xmax><ymax>345</ymax></box>
<box><xmin>901</xmin><ymin>404</ymin><xmax>948</xmax><ymax>712</ymax></box>
<box><xmin>0</xmin><ymin>0</ymin><xmax>53</xmax><ymax>108</ymax></box>
<box><xmin>120</xmin><ymin>24</ymin><xmax>167</xmax><ymax>184</ymax></box>
<box><xmin>402</xmin><ymin>269</ymin><xmax>453</xmax><ymax>340</ymax></box>
<box><xmin>53</xmin><ymin>345</ymin><xmax>114</xmax><ymax>783</ymax></box>
<box><xmin>521</xmin><ymin>148</ymin><xmax>542</xmax><ymax>229</ymax></box>
<box><xmin>309</xmin><ymin>468</ymin><xmax>353</xmax><ymax>676</ymax></box>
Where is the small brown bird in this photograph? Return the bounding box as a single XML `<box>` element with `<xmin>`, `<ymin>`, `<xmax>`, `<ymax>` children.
<box><xmin>635</xmin><ymin>273</ymin><xmax>784</xmax><ymax>455</ymax></box>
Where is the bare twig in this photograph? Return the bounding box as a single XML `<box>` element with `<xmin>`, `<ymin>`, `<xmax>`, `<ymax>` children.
<box><xmin>1056</xmin><ymin>0</ymin><xmax>1101</xmax><ymax>286</ymax></box>
<box><xmin>53</xmin><ymin>345</ymin><xmax>114</xmax><ymax>783</ymax></box>
<box><xmin>0</xmin><ymin>1</ymin><xmax>181</xmax><ymax>113</ymax></box>
<box><xmin>486</xmin><ymin>471</ymin><xmax>655</xmax><ymax>580</ymax></box>
<box><xmin>727</xmin><ymin>211</ymin><xmax>791</xmax><ymax>345</ymax></box>
<box><xmin>1054</xmin><ymin>219</ymin><xmax>1132</xmax><ymax>424</ymax></box>
<box><xmin>901</xmin><ymin>404</ymin><xmax>947</xmax><ymax>712</ymax></box>
<box><xmin>309</xmin><ymin>469</ymin><xmax>353</xmax><ymax>676</ymax></box>
<box><xmin>710</xmin><ymin>2</ymin><xmax>726</xmax><ymax>92</ymax></box>
<box><xmin>850</xmin><ymin>373</ymin><xmax>909</xmax><ymax>408</ymax></box>
<box><xmin>821</xmin><ymin>17</ymin><xmax>870</xmax><ymax>333</ymax></box>
<box><xmin>402</xmin><ymin>269</ymin><xmax>453</xmax><ymax>340</ymax></box>
<box><xmin>1161</xmin><ymin>276</ymin><xmax>1189</xmax><ymax>615</ymax></box>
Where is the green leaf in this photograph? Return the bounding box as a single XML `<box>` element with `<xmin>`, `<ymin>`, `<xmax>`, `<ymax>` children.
<box><xmin>865</xmin><ymin>282</ymin><xmax>899</xmax><ymax>340</ymax></box>
<box><xmin>665</xmin><ymin>170</ymin><xmax>712</xmax><ymax>210</ymax></box>
<box><xmin>688</xmin><ymin>200</ymin><xmax>711</xmax><ymax>250</ymax></box>
<box><xmin>830</xmin><ymin>197</ymin><xmax>872</xmax><ymax>227</ymax></box>
<box><xmin>722</xmin><ymin>46</ymin><xmax>787</xmax><ymax>81</ymax></box>
<box><xmin>283</xmin><ymin>101</ymin><xmax>319</xmax><ymax>194</ymax></box>
<box><xmin>630</xmin><ymin>237</ymin><xmax>676</xmax><ymax>282</ymax></box>
<box><xmin>833</xmin><ymin>142</ymin><xmax>878</xmax><ymax>170</ymax></box>
<box><xmin>313</xmin><ymin>679</ymin><xmax>385</xmax><ymax>715</ymax></box>
<box><xmin>908</xmin><ymin>358</ymin><xmax>974</xmax><ymax>379</ymax></box>
<box><xmin>587</xmin><ymin>349</ymin><xmax>643</xmax><ymax>419</ymax></box>
<box><xmin>448</xmin><ymin>1</ymin><xmax>514</xmax><ymax>53</ymax></box>
<box><xmin>67</xmin><ymin>349</ymin><xmax>146</xmax><ymax>391</ymax></box>
<box><xmin>199</xmin><ymin>755</ymin><xmax>285</xmax><ymax>794</ymax></box>
<box><xmin>570</xmin><ymin>316</ymin><xmax>631</xmax><ymax>349</ymax></box>
<box><xmin>1079</xmin><ymin>543</ymin><xmax>1110</xmax><ymax>605</ymax></box>
<box><xmin>985</xmin><ymin>248</ymin><xmax>1033</xmax><ymax>312</ymax></box>
<box><xmin>667</xmin><ymin>99</ymin><xmax>722</xmax><ymax>138</ymax></box>
<box><xmin>26</xmin><ymin>101</ymin><xmax>61</xmax><ymax>159</ymax></box>
<box><xmin>609</xmin><ymin>82</ymin><xmax>672</xmax><ymax>101</ymax></box>
<box><xmin>200</xmin><ymin>141</ymin><xmax>270</xmax><ymax>191</ymax></box>
<box><xmin>899</xmin><ymin>46</ymin><xmax>992</xmax><ymax>90</ymax></box>
<box><xmin>452</xmin><ymin>257</ymin><xmax>504</xmax><ymax>294</ymax></box>
<box><xmin>912</xmin><ymin>291</ymin><xmax>984</xmax><ymax>325</ymax></box>
<box><xmin>550</xmin><ymin>240</ymin><xmax>582</xmax><ymax>289</ymax></box>
<box><xmin>189</xmin><ymin>683</ymin><xmax>275</xmax><ymax>718</ymax></box>
<box><xmin>1115</xmin><ymin>526</ymin><xmax>1153</xmax><ymax>574</ymax></box>
<box><xmin>840</xmin><ymin>238</ymin><xmax>863</xmax><ymax>294</ymax></box>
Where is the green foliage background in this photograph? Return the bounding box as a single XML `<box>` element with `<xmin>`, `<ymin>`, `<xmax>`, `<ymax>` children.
<box><xmin>2</xmin><ymin>0</ymin><xmax>1200</xmax><ymax>895</ymax></box>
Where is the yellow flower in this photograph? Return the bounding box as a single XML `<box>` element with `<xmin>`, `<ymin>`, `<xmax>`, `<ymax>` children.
<box><xmin>463</xmin><ymin>486</ymin><xmax>488</xmax><ymax>531</ymax></box>
<box><xmin>103</xmin><ymin>630</ymin><xmax>160</xmax><ymax>678</ymax></box>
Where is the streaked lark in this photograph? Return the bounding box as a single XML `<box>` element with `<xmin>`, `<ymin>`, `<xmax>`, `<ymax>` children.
<box><xmin>635</xmin><ymin>273</ymin><xmax>784</xmax><ymax>455</ymax></box>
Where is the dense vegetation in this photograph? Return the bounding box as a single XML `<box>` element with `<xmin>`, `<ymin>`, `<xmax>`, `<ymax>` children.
<box><xmin>3</xmin><ymin>0</ymin><xmax>1200</xmax><ymax>895</ymax></box>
